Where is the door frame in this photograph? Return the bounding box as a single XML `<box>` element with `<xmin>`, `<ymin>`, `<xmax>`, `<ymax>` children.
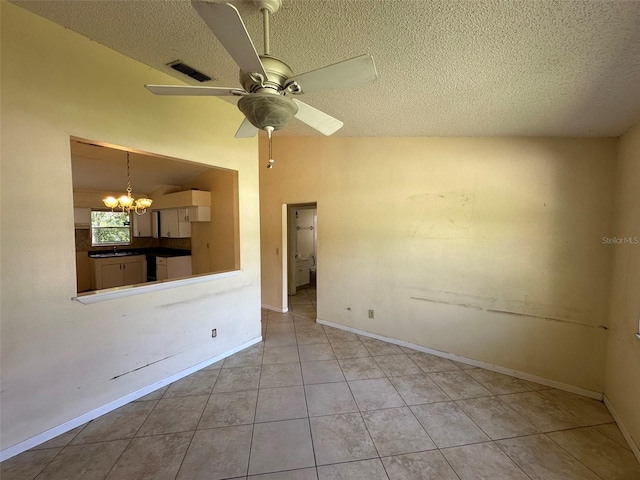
<box><xmin>283</xmin><ymin>202</ymin><xmax>317</xmax><ymax>299</ymax></box>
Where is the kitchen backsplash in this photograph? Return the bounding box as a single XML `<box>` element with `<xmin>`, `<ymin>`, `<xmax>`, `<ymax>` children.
<box><xmin>159</xmin><ymin>237</ymin><xmax>192</xmax><ymax>250</ymax></box>
<box><xmin>75</xmin><ymin>229</ymin><xmax>191</xmax><ymax>252</ymax></box>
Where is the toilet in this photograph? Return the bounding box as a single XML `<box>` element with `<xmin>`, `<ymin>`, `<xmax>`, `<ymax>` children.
<box><xmin>309</xmin><ymin>252</ymin><xmax>317</xmax><ymax>286</ymax></box>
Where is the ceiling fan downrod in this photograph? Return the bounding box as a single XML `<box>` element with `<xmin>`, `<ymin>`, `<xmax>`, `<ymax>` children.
<box><xmin>255</xmin><ymin>0</ymin><xmax>281</xmax><ymax>56</ymax></box>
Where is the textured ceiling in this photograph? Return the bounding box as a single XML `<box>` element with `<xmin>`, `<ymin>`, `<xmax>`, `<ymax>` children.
<box><xmin>13</xmin><ymin>0</ymin><xmax>640</xmax><ymax>137</ymax></box>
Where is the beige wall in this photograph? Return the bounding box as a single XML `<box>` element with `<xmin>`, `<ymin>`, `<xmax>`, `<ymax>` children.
<box><xmin>260</xmin><ymin>136</ymin><xmax>617</xmax><ymax>392</ymax></box>
<box><xmin>604</xmin><ymin>121</ymin><xmax>640</xmax><ymax>453</ymax></box>
<box><xmin>1</xmin><ymin>3</ymin><xmax>260</xmax><ymax>452</ymax></box>
<box><xmin>181</xmin><ymin>168</ymin><xmax>240</xmax><ymax>274</ymax></box>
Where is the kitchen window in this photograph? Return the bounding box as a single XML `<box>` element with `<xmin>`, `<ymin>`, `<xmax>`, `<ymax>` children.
<box><xmin>91</xmin><ymin>210</ymin><xmax>131</xmax><ymax>246</ymax></box>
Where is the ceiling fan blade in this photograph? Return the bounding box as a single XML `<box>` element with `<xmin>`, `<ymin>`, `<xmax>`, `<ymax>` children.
<box><xmin>235</xmin><ymin>118</ymin><xmax>259</xmax><ymax>138</ymax></box>
<box><xmin>191</xmin><ymin>1</ymin><xmax>267</xmax><ymax>78</ymax></box>
<box><xmin>145</xmin><ymin>85</ymin><xmax>247</xmax><ymax>96</ymax></box>
<box><xmin>293</xmin><ymin>99</ymin><xmax>344</xmax><ymax>136</ymax></box>
<box><xmin>289</xmin><ymin>54</ymin><xmax>378</xmax><ymax>94</ymax></box>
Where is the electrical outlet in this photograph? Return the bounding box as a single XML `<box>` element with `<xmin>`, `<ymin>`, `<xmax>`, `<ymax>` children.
<box><xmin>368</xmin><ymin>309</ymin><xmax>374</xmax><ymax>319</ymax></box>
<box><xmin>211</xmin><ymin>328</ymin><xmax>217</xmax><ymax>338</ymax></box>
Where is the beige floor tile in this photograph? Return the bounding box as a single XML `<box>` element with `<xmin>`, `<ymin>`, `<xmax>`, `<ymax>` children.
<box><xmin>213</xmin><ymin>366</ymin><xmax>262</xmax><ymax>393</ymax></box>
<box><xmin>331</xmin><ymin>341</ymin><xmax>371</xmax><ymax>359</ymax></box>
<box><xmin>323</xmin><ymin>326</ymin><xmax>359</xmax><ymax>343</ymax></box>
<box><xmin>498</xmin><ymin>391</ymin><xmax>586</xmax><ymax>432</ymax></box>
<box><xmin>362</xmin><ymin>407</ymin><xmax>436</xmax><ymax>456</ymax></box>
<box><xmin>388</xmin><ymin>374</ymin><xmax>450</xmax><ymax>405</ymax></box>
<box><xmin>289</xmin><ymin>294</ymin><xmax>312</xmax><ymax>305</ymax></box>
<box><xmin>36</xmin><ymin>440</ymin><xmax>129</xmax><ymax>480</ymax></box>
<box><xmin>137</xmin><ymin>395</ymin><xmax>208</xmax><ymax>436</ymax></box>
<box><xmin>199</xmin><ymin>390</ymin><xmax>258</xmax><ymax>428</ymax></box>
<box><xmin>298</xmin><ymin>343</ymin><xmax>336</xmax><ymax>362</ymax></box>
<box><xmin>537</xmin><ymin>388</ymin><xmax>614</xmax><ymax>425</ymax></box>
<box><xmin>248</xmin><ymin>419</ymin><xmax>315</xmax><ymax>475</ymax></box>
<box><xmin>301</xmin><ymin>359</ymin><xmax>345</xmax><ymax>384</ymax></box>
<box><xmin>71</xmin><ymin>401</ymin><xmax>156</xmax><ymax>444</ymax></box>
<box><xmin>262</xmin><ymin>345</ymin><xmax>300</xmax><ymax>365</ymax></box>
<box><xmin>134</xmin><ymin>385</ymin><xmax>169</xmax><ymax>400</ymax></box>
<box><xmin>348</xmin><ymin>378</ymin><xmax>406</xmax><ymax>411</ymax></box>
<box><xmin>222</xmin><ymin>344</ymin><xmax>264</xmax><ymax>368</ymax></box>
<box><xmin>255</xmin><ymin>385</ymin><xmax>308</xmax><ymax>422</ymax></box>
<box><xmin>249</xmin><ymin>467</ymin><xmax>318</xmax><ymax>479</ymax></box>
<box><xmin>594</xmin><ymin>422</ymin><xmax>631</xmax><ymax>450</ymax></box>
<box><xmin>264</xmin><ymin>331</ymin><xmax>298</xmax><ymax>347</ymax></box>
<box><xmin>411</xmin><ymin>402</ymin><xmax>489</xmax><ymax>448</ymax></box>
<box><xmin>547</xmin><ymin>427</ymin><xmax>640</xmax><ymax>480</ymax></box>
<box><xmin>374</xmin><ymin>354</ymin><xmax>422</xmax><ymax>376</ymax></box>
<box><xmin>291</xmin><ymin>304</ymin><xmax>317</xmax><ymax>318</ymax></box>
<box><xmin>30</xmin><ymin>425</ymin><xmax>84</xmax><ymax>450</ymax></box>
<box><xmin>317</xmin><ymin>458</ymin><xmax>388</xmax><ymax>479</ymax></box>
<box><xmin>381</xmin><ymin>450</ymin><xmax>460</xmax><ymax>480</ymax></box>
<box><xmin>260</xmin><ymin>363</ymin><xmax>303</xmax><ymax>388</ymax></box>
<box><xmin>465</xmin><ymin>368</ymin><xmax>533</xmax><ymax>395</ymax></box>
<box><xmin>443</xmin><ymin>442</ymin><xmax>529</xmax><ymax>479</ymax></box>
<box><xmin>0</xmin><ymin>448</ymin><xmax>62</xmax><ymax>480</ymax></box>
<box><xmin>305</xmin><ymin>382</ymin><xmax>359</xmax><ymax>417</ymax></box>
<box><xmin>409</xmin><ymin>353</ymin><xmax>460</xmax><ymax>373</ymax></box>
<box><xmin>105</xmin><ymin>432</ymin><xmax>192</xmax><ymax>480</ymax></box>
<box><xmin>429</xmin><ymin>371</ymin><xmax>492</xmax><ymax>400</ymax></box>
<box><xmin>339</xmin><ymin>357</ymin><xmax>386</xmax><ymax>380</ymax></box>
<box><xmin>163</xmin><ymin>370</ymin><xmax>219</xmax><ymax>398</ymax></box>
<box><xmin>497</xmin><ymin>434</ymin><xmax>601</xmax><ymax>479</ymax></box>
<box><xmin>177</xmin><ymin>425</ymin><xmax>253</xmax><ymax>480</ymax></box>
<box><xmin>456</xmin><ymin>396</ymin><xmax>538</xmax><ymax>439</ymax></box>
<box><xmin>450</xmin><ymin>360</ymin><xmax>478</xmax><ymax>370</ymax></box>
<box><xmin>359</xmin><ymin>337</ymin><xmax>404</xmax><ymax>356</ymax></box>
<box><xmin>296</xmin><ymin>330</ymin><xmax>330</xmax><ymax>346</ymax></box>
<box><xmin>310</xmin><ymin>413</ymin><xmax>378</xmax><ymax>466</ymax></box>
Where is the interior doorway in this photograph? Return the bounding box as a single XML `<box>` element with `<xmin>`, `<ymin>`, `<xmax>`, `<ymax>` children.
<box><xmin>286</xmin><ymin>203</ymin><xmax>317</xmax><ymax>297</ymax></box>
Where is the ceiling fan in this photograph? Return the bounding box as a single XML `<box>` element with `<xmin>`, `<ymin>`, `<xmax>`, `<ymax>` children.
<box><xmin>145</xmin><ymin>0</ymin><xmax>378</xmax><ymax>151</ymax></box>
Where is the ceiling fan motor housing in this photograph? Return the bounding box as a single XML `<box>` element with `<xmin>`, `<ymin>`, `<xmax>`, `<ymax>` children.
<box><xmin>240</xmin><ymin>55</ymin><xmax>294</xmax><ymax>93</ymax></box>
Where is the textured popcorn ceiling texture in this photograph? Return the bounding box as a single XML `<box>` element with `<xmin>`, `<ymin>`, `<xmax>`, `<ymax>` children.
<box><xmin>13</xmin><ymin>0</ymin><xmax>640</xmax><ymax>137</ymax></box>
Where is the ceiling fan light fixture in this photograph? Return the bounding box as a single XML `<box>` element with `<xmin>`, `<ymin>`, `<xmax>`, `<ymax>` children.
<box><xmin>237</xmin><ymin>93</ymin><xmax>298</xmax><ymax>131</ymax></box>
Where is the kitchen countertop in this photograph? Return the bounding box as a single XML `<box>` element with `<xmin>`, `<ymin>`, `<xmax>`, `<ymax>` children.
<box><xmin>88</xmin><ymin>248</ymin><xmax>191</xmax><ymax>259</ymax></box>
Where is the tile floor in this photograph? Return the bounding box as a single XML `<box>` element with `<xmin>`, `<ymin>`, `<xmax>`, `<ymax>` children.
<box><xmin>3</xmin><ymin>285</ymin><xmax>640</xmax><ymax>479</ymax></box>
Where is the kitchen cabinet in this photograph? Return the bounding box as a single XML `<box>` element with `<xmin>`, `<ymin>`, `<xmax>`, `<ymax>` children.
<box><xmin>174</xmin><ymin>206</ymin><xmax>210</xmax><ymax>222</ymax></box>
<box><xmin>74</xmin><ymin>207</ymin><xmax>91</xmax><ymax>229</ymax></box>
<box><xmin>187</xmin><ymin>206</ymin><xmax>211</xmax><ymax>222</ymax></box>
<box><xmin>90</xmin><ymin>255</ymin><xmax>146</xmax><ymax>290</ymax></box>
<box><xmin>156</xmin><ymin>255</ymin><xmax>192</xmax><ymax>281</ymax></box>
<box><xmin>159</xmin><ymin>209</ymin><xmax>191</xmax><ymax>238</ymax></box>
<box><xmin>296</xmin><ymin>258</ymin><xmax>311</xmax><ymax>287</ymax></box>
<box><xmin>132</xmin><ymin>212</ymin><xmax>152</xmax><ymax>237</ymax></box>
<box><xmin>151</xmin><ymin>189</ymin><xmax>211</xmax><ymax>210</ymax></box>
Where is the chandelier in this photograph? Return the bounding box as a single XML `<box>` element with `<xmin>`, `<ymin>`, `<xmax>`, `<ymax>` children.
<box><xmin>102</xmin><ymin>151</ymin><xmax>153</xmax><ymax>215</ymax></box>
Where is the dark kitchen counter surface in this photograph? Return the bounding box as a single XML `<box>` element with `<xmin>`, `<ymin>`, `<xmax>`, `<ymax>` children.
<box><xmin>88</xmin><ymin>248</ymin><xmax>191</xmax><ymax>259</ymax></box>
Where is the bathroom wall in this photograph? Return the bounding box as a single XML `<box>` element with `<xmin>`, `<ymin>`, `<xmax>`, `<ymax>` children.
<box><xmin>296</xmin><ymin>208</ymin><xmax>316</xmax><ymax>258</ymax></box>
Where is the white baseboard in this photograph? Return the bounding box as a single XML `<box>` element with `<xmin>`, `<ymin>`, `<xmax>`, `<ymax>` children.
<box><xmin>317</xmin><ymin>318</ymin><xmax>603</xmax><ymax>400</ymax></box>
<box><xmin>262</xmin><ymin>304</ymin><xmax>288</xmax><ymax>313</ymax></box>
<box><xmin>0</xmin><ymin>336</ymin><xmax>262</xmax><ymax>462</ymax></box>
<box><xmin>603</xmin><ymin>395</ymin><xmax>640</xmax><ymax>462</ymax></box>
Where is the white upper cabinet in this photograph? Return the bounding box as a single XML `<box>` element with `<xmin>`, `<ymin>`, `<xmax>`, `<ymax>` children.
<box><xmin>132</xmin><ymin>211</ymin><xmax>152</xmax><ymax>237</ymax></box>
<box><xmin>159</xmin><ymin>209</ymin><xmax>191</xmax><ymax>238</ymax></box>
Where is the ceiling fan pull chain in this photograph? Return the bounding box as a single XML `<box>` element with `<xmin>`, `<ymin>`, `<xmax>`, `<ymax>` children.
<box><xmin>266</xmin><ymin>126</ymin><xmax>275</xmax><ymax>169</ymax></box>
